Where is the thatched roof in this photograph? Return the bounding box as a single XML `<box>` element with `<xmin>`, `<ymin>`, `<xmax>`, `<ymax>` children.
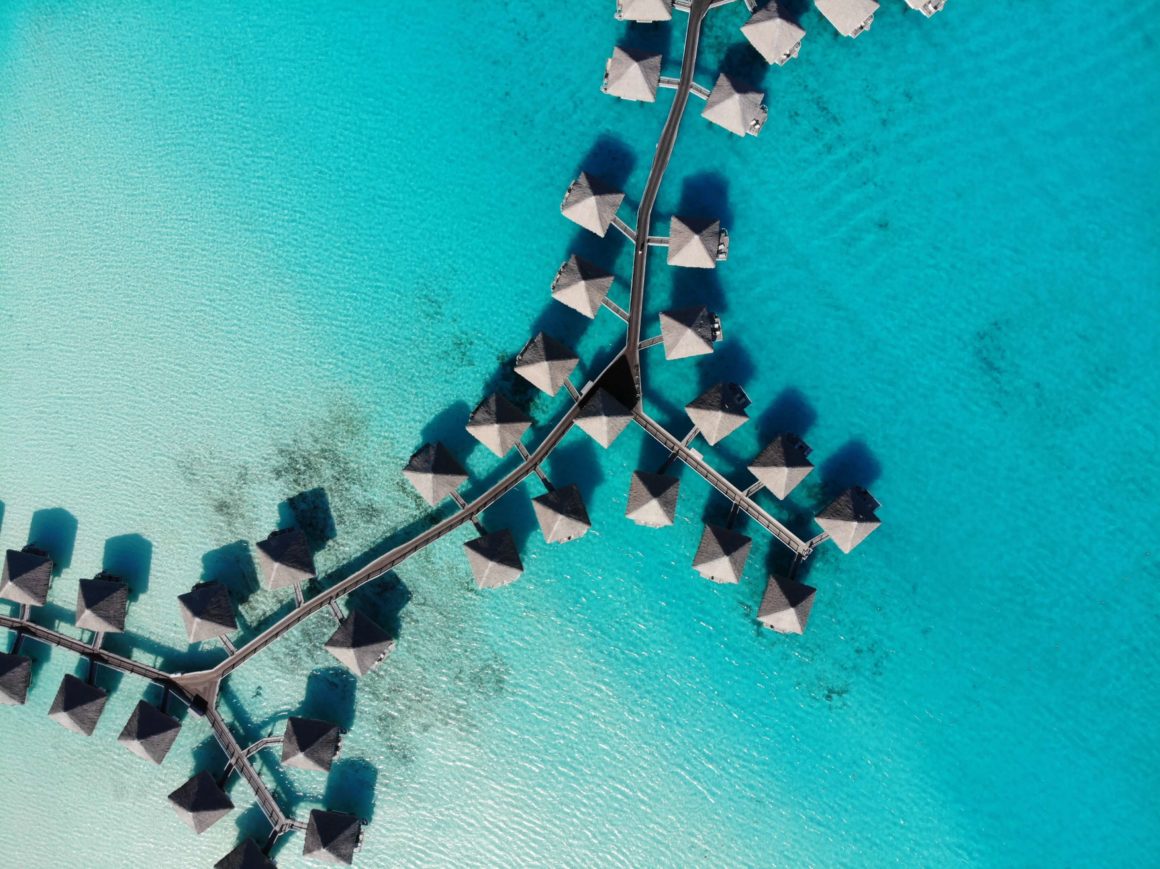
<box><xmin>463</xmin><ymin>529</ymin><xmax>525</xmax><ymax>590</ymax></box>
<box><xmin>748</xmin><ymin>433</ymin><xmax>814</xmax><ymax>499</ymax></box>
<box><xmin>118</xmin><ymin>699</ymin><xmax>181</xmax><ymax>764</ymax></box>
<box><xmin>905</xmin><ymin>0</ymin><xmax>946</xmax><ymax>16</ymax></box>
<box><xmin>403</xmin><ymin>442</ymin><xmax>468</xmax><ymax>506</ymax></box>
<box><xmin>467</xmin><ymin>393</ymin><xmax>532</xmax><ymax>457</ymax></box>
<box><xmin>603</xmin><ymin>46</ymin><xmax>662</xmax><ymax>102</ymax></box>
<box><xmin>667</xmin><ymin>216</ymin><xmax>723</xmax><ymax>269</ymax></box>
<box><xmin>514</xmin><ymin>333</ymin><xmax>579</xmax><ymax>397</ymax></box>
<box><xmin>815</xmin><ymin>487</ymin><xmax>881</xmax><ymax>553</ymax></box>
<box><xmin>552</xmin><ymin>254</ymin><xmax>614</xmax><ymax>319</ymax></box>
<box><xmin>178</xmin><ymin>582</ymin><xmax>238</xmax><ymax>643</ymax></box>
<box><xmin>616</xmin><ymin>0</ymin><xmax>672</xmax><ymax>21</ymax></box>
<box><xmin>816</xmin><ymin>0</ymin><xmax>878</xmax><ymax>37</ymax></box>
<box><xmin>168</xmin><ymin>770</ymin><xmax>234</xmax><ymax>834</ymax></box>
<box><xmin>561</xmin><ymin>172</ymin><xmax>625</xmax><ymax>237</ymax></box>
<box><xmin>576</xmin><ymin>388</ymin><xmax>634</xmax><ymax>447</ymax></box>
<box><xmin>0</xmin><ymin>653</ymin><xmax>32</xmax><ymax>706</ymax></box>
<box><xmin>256</xmin><ymin>527</ymin><xmax>316</xmax><ymax>590</ymax></box>
<box><xmin>324</xmin><ymin>611</ymin><xmax>395</xmax><ymax>677</ymax></box>
<box><xmin>48</xmin><ymin>674</ymin><xmax>108</xmax><ymax>736</ymax></box>
<box><xmin>625</xmin><ymin>472</ymin><xmax>680</xmax><ymax>528</ymax></box>
<box><xmin>659</xmin><ymin>306</ymin><xmax>720</xmax><ymax>360</ymax></box>
<box><xmin>304</xmin><ymin>810</ymin><xmax>363</xmax><ymax>865</ymax></box>
<box><xmin>757</xmin><ymin>576</ymin><xmax>816</xmax><ymax>634</ymax></box>
<box><xmin>282</xmin><ymin>716</ymin><xmax>342</xmax><ymax>772</ymax></box>
<box><xmin>741</xmin><ymin>4</ymin><xmax>806</xmax><ymax>65</ymax></box>
<box><xmin>532</xmin><ymin>485</ymin><xmax>592</xmax><ymax>544</ymax></box>
<box><xmin>214</xmin><ymin>839</ymin><xmax>276</xmax><ymax>869</ymax></box>
<box><xmin>702</xmin><ymin>74</ymin><xmax>768</xmax><ymax>137</ymax></box>
<box><xmin>1</xmin><ymin>547</ymin><xmax>53</xmax><ymax>607</ymax></box>
<box><xmin>75</xmin><ymin>576</ymin><xmax>129</xmax><ymax>634</ymax></box>
<box><xmin>685</xmin><ymin>383</ymin><xmax>751</xmax><ymax>445</ymax></box>
<box><xmin>692</xmin><ymin>524</ymin><xmax>752</xmax><ymax>584</ymax></box>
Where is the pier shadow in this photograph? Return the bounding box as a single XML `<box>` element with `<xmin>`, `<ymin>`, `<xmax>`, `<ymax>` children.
<box><xmin>102</xmin><ymin>534</ymin><xmax>153</xmax><ymax>600</ymax></box>
<box><xmin>323</xmin><ymin>758</ymin><xmax>378</xmax><ymax>822</ymax></box>
<box><xmin>28</xmin><ymin>507</ymin><xmax>78</xmax><ymax>576</ymax></box>
<box><xmin>278</xmin><ymin>488</ymin><xmax>338</xmax><ymax>553</ymax></box>
<box><xmin>818</xmin><ymin>439</ymin><xmax>883</xmax><ymax>495</ymax></box>
<box><xmin>677</xmin><ymin>172</ymin><xmax>735</xmax><ymax>231</ymax></box>
<box><xmin>419</xmin><ymin>400</ymin><xmax>478</xmax><ymax>466</ymax></box>
<box><xmin>201</xmin><ymin>541</ymin><xmax>261</xmax><ymax>607</ymax></box>
<box><xmin>755</xmin><ymin>387</ymin><xmax>818</xmax><ymax>441</ymax></box>
<box><xmin>544</xmin><ymin>436</ymin><xmax>607</xmax><ymax>505</ymax></box>
<box><xmin>300</xmin><ymin>667</ymin><xmax>359</xmax><ymax>731</ymax></box>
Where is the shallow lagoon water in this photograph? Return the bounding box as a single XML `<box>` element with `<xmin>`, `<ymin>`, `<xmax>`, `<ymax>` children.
<box><xmin>1</xmin><ymin>1</ymin><xmax>1158</xmax><ymax>866</ymax></box>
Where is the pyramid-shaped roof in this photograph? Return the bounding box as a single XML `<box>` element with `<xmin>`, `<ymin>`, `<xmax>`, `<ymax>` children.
<box><xmin>324</xmin><ymin>611</ymin><xmax>395</xmax><ymax>677</ymax></box>
<box><xmin>304</xmin><ymin>810</ymin><xmax>363</xmax><ymax>865</ymax></box>
<box><xmin>0</xmin><ymin>653</ymin><xmax>32</xmax><ymax>706</ymax></box>
<box><xmin>625</xmin><ymin>472</ymin><xmax>680</xmax><ymax>528</ymax></box>
<box><xmin>692</xmin><ymin>524</ymin><xmax>752</xmax><ymax>584</ymax></box>
<box><xmin>75</xmin><ymin>576</ymin><xmax>129</xmax><ymax>633</ymax></box>
<box><xmin>47</xmin><ymin>674</ymin><xmax>108</xmax><ymax>736</ymax></box>
<box><xmin>178</xmin><ymin>582</ymin><xmax>238</xmax><ymax>643</ymax></box>
<box><xmin>561</xmin><ymin>172</ymin><xmax>625</xmax><ymax>237</ymax></box>
<box><xmin>816</xmin><ymin>0</ymin><xmax>878</xmax><ymax>37</ymax></box>
<box><xmin>659</xmin><ymin>307</ymin><xmax>721</xmax><ymax>360</ymax></box>
<box><xmin>532</xmin><ymin>485</ymin><xmax>592</xmax><ymax>544</ymax></box>
<box><xmin>616</xmin><ymin>0</ymin><xmax>673</xmax><ymax>21</ymax></box>
<box><xmin>551</xmin><ymin>255</ymin><xmax>614</xmax><ymax>319</ymax></box>
<box><xmin>403</xmin><ymin>442</ymin><xmax>468</xmax><ymax>506</ymax></box>
<box><xmin>118</xmin><ymin>699</ymin><xmax>182</xmax><ymax>764</ymax></box>
<box><xmin>467</xmin><ymin>394</ymin><xmax>532</xmax><ymax>457</ymax></box>
<box><xmin>685</xmin><ymin>383</ymin><xmax>751</xmax><ymax>445</ymax></box>
<box><xmin>576</xmin><ymin>388</ymin><xmax>634</xmax><ymax>447</ymax></box>
<box><xmin>215</xmin><ymin>839</ymin><xmax>276</xmax><ymax>869</ymax></box>
<box><xmin>757</xmin><ymin>576</ymin><xmax>816</xmax><ymax>634</ymax></box>
<box><xmin>463</xmin><ymin>529</ymin><xmax>524</xmax><ymax>590</ymax></box>
<box><xmin>741</xmin><ymin>4</ymin><xmax>806</xmax><ymax>65</ymax></box>
<box><xmin>168</xmin><ymin>770</ymin><xmax>234</xmax><ymax>834</ymax></box>
<box><xmin>602</xmin><ymin>46</ymin><xmax>662</xmax><ymax>102</ymax></box>
<box><xmin>905</xmin><ymin>0</ymin><xmax>945</xmax><ymax>17</ymax></box>
<box><xmin>702</xmin><ymin>74</ymin><xmax>767</xmax><ymax>137</ymax></box>
<box><xmin>748</xmin><ymin>433</ymin><xmax>814</xmax><ymax>499</ymax></box>
<box><xmin>282</xmin><ymin>716</ymin><xmax>342</xmax><ymax>772</ymax></box>
<box><xmin>815</xmin><ymin>487</ymin><xmax>881</xmax><ymax>553</ymax></box>
<box><xmin>667</xmin><ymin>216</ymin><xmax>723</xmax><ymax>269</ymax></box>
<box><xmin>514</xmin><ymin>333</ymin><xmax>579</xmax><ymax>397</ymax></box>
<box><xmin>256</xmin><ymin>527</ymin><xmax>316</xmax><ymax>590</ymax></box>
<box><xmin>1</xmin><ymin>547</ymin><xmax>53</xmax><ymax>607</ymax></box>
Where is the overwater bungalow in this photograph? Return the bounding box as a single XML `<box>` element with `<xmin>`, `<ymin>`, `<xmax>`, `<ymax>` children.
<box><xmin>403</xmin><ymin>442</ymin><xmax>468</xmax><ymax>506</ymax></box>
<box><xmin>168</xmin><ymin>771</ymin><xmax>234</xmax><ymax>834</ymax></box>
<box><xmin>602</xmin><ymin>46</ymin><xmax>662</xmax><ymax>102</ymax></box>
<box><xmin>463</xmin><ymin>529</ymin><xmax>525</xmax><ymax>590</ymax></box>
<box><xmin>532</xmin><ymin>485</ymin><xmax>592</xmax><ymax>544</ymax></box>
<box><xmin>304</xmin><ymin>810</ymin><xmax>363</xmax><ymax>866</ymax></box>
<box><xmin>757</xmin><ymin>575</ymin><xmax>816</xmax><ymax>634</ymax></box>
<box><xmin>905</xmin><ymin>0</ymin><xmax>945</xmax><ymax>16</ymax></box>
<box><xmin>815</xmin><ymin>0</ymin><xmax>878</xmax><ymax>38</ymax></box>
<box><xmin>551</xmin><ymin>254</ymin><xmax>614</xmax><ymax>319</ymax></box>
<box><xmin>615</xmin><ymin>0</ymin><xmax>672</xmax><ymax>21</ymax></box>
<box><xmin>118</xmin><ymin>699</ymin><xmax>181</xmax><ymax>764</ymax></box>
<box><xmin>0</xmin><ymin>546</ymin><xmax>53</xmax><ymax>607</ymax></box>
<box><xmin>626</xmin><ymin>471</ymin><xmax>680</xmax><ymax>528</ymax></box>
<box><xmin>282</xmin><ymin>716</ymin><xmax>342</xmax><ymax>772</ymax></box>
<box><xmin>667</xmin><ymin>215</ymin><xmax>727</xmax><ymax>269</ymax></box>
<box><xmin>702</xmin><ymin>74</ymin><xmax>768</xmax><ymax>137</ymax></box>
<box><xmin>0</xmin><ymin>652</ymin><xmax>32</xmax><ymax>706</ymax></box>
<box><xmin>658</xmin><ymin>306</ymin><xmax>721</xmax><ymax>360</ymax></box>
<box><xmin>692</xmin><ymin>524</ymin><xmax>752</xmax><ymax>584</ymax></box>
<box><xmin>255</xmin><ymin>527</ymin><xmax>316</xmax><ymax>591</ymax></box>
<box><xmin>561</xmin><ymin>172</ymin><xmax>625</xmax><ymax>237</ymax></box>
<box><xmin>177</xmin><ymin>581</ymin><xmax>238</xmax><ymax>644</ymax></box>
<box><xmin>741</xmin><ymin>4</ymin><xmax>806</xmax><ymax>65</ymax></box>
<box><xmin>814</xmin><ymin>486</ymin><xmax>881</xmax><ymax>553</ymax></box>
<box><xmin>576</xmin><ymin>388</ymin><xmax>634</xmax><ymax>447</ymax></box>
<box><xmin>324</xmin><ymin>611</ymin><xmax>395</xmax><ymax>677</ymax></box>
<box><xmin>215</xmin><ymin>839</ymin><xmax>276</xmax><ymax>869</ymax></box>
<box><xmin>466</xmin><ymin>393</ymin><xmax>532</xmax><ymax>457</ymax></box>
<box><xmin>75</xmin><ymin>574</ymin><xmax>129</xmax><ymax>634</ymax></box>
<box><xmin>748</xmin><ymin>433</ymin><xmax>814</xmax><ymax>499</ymax></box>
<box><xmin>47</xmin><ymin>673</ymin><xmax>108</xmax><ymax>736</ymax></box>
<box><xmin>685</xmin><ymin>383</ymin><xmax>751</xmax><ymax>445</ymax></box>
<box><xmin>514</xmin><ymin>332</ymin><xmax>580</xmax><ymax>397</ymax></box>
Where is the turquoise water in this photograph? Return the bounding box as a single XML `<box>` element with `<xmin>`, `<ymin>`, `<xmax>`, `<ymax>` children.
<box><xmin>1</xmin><ymin>0</ymin><xmax>1158</xmax><ymax>866</ymax></box>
